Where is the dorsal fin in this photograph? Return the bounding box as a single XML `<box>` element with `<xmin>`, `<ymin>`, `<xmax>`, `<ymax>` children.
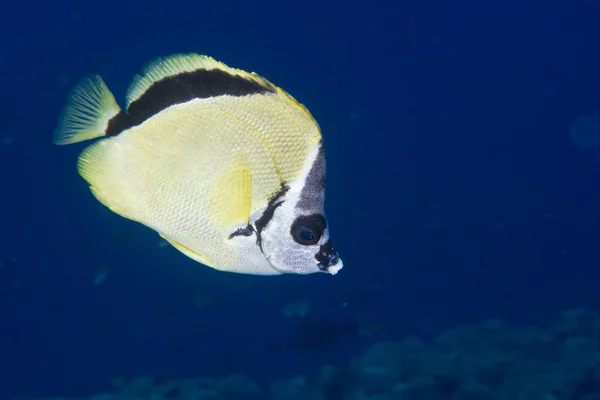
<box><xmin>126</xmin><ymin>53</ymin><xmax>276</xmax><ymax>110</ymax></box>
<box><xmin>104</xmin><ymin>53</ymin><xmax>279</xmax><ymax>135</ymax></box>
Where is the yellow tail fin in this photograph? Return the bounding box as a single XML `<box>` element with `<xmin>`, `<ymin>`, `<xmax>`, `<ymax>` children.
<box><xmin>53</xmin><ymin>75</ymin><xmax>121</xmax><ymax>145</ymax></box>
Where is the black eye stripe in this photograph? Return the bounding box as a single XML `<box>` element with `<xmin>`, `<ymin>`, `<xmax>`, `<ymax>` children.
<box><xmin>254</xmin><ymin>183</ymin><xmax>289</xmax><ymax>251</ymax></box>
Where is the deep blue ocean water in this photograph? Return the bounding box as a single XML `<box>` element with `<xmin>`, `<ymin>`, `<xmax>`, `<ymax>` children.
<box><xmin>2</xmin><ymin>0</ymin><xmax>600</xmax><ymax>398</ymax></box>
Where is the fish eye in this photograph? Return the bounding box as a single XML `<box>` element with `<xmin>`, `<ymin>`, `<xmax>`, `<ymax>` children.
<box><xmin>291</xmin><ymin>215</ymin><xmax>325</xmax><ymax>246</ymax></box>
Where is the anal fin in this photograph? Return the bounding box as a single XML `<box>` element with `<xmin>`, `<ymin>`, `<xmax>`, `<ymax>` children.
<box><xmin>77</xmin><ymin>139</ymin><xmax>138</xmax><ymax>222</ymax></box>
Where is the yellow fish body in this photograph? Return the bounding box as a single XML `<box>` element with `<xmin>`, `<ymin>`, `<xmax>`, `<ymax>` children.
<box><xmin>54</xmin><ymin>53</ymin><xmax>342</xmax><ymax>275</ymax></box>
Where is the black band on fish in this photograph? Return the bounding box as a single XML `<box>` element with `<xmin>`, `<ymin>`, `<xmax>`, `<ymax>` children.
<box><xmin>106</xmin><ymin>111</ymin><xmax>130</xmax><ymax>137</ymax></box>
<box><xmin>228</xmin><ymin>224</ymin><xmax>255</xmax><ymax>240</ymax></box>
<box><xmin>255</xmin><ymin>183</ymin><xmax>289</xmax><ymax>249</ymax></box>
<box><xmin>315</xmin><ymin>240</ymin><xmax>340</xmax><ymax>271</ymax></box>
<box><xmin>296</xmin><ymin>140</ymin><xmax>326</xmax><ymax>211</ymax></box>
<box><xmin>106</xmin><ymin>69</ymin><xmax>276</xmax><ymax>137</ymax></box>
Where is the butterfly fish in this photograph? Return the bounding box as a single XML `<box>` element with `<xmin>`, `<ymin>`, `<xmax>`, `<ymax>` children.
<box><xmin>54</xmin><ymin>53</ymin><xmax>342</xmax><ymax>275</ymax></box>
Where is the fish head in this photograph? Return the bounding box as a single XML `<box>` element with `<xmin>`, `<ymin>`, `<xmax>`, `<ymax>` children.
<box><xmin>257</xmin><ymin>142</ymin><xmax>342</xmax><ymax>275</ymax></box>
<box><xmin>260</xmin><ymin>208</ymin><xmax>342</xmax><ymax>275</ymax></box>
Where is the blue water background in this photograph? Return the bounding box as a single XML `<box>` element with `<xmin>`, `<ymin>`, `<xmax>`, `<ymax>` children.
<box><xmin>1</xmin><ymin>0</ymin><xmax>600</xmax><ymax>398</ymax></box>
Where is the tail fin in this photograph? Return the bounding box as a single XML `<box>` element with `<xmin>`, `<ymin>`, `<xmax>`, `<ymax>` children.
<box><xmin>53</xmin><ymin>75</ymin><xmax>121</xmax><ymax>145</ymax></box>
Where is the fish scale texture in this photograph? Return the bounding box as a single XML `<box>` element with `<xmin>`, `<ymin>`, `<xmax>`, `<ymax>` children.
<box><xmin>79</xmin><ymin>92</ymin><xmax>320</xmax><ymax>273</ymax></box>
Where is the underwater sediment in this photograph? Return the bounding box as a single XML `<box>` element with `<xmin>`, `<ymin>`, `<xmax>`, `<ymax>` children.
<box><xmin>25</xmin><ymin>309</ymin><xmax>600</xmax><ymax>400</ymax></box>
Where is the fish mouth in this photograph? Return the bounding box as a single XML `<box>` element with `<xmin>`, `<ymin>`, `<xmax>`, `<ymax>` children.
<box><xmin>315</xmin><ymin>241</ymin><xmax>342</xmax><ymax>274</ymax></box>
<box><xmin>261</xmin><ymin>240</ymin><xmax>342</xmax><ymax>275</ymax></box>
<box><xmin>323</xmin><ymin>258</ymin><xmax>343</xmax><ymax>275</ymax></box>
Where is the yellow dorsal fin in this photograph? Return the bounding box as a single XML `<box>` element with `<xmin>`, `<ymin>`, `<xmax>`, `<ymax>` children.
<box><xmin>126</xmin><ymin>53</ymin><xmax>276</xmax><ymax>110</ymax></box>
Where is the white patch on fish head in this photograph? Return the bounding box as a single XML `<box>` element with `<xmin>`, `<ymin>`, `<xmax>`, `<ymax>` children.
<box><xmin>255</xmin><ymin>141</ymin><xmax>343</xmax><ymax>275</ymax></box>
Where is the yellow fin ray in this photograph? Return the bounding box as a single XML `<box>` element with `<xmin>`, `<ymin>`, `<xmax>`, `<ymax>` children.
<box><xmin>54</xmin><ymin>75</ymin><xmax>121</xmax><ymax>145</ymax></box>
<box><xmin>88</xmin><ymin>186</ymin><xmax>136</xmax><ymax>221</ymax></box>
<box><xmin>77</xmin><ymin>139</ymin><xmax>138</xmax><ymax>222</ymax></box>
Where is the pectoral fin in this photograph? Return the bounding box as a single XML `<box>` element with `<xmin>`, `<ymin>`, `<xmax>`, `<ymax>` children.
<box><xmin>207</xmin><ymin>154</ymin><xmax>253</xmax><ymax>235</ymax></box>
